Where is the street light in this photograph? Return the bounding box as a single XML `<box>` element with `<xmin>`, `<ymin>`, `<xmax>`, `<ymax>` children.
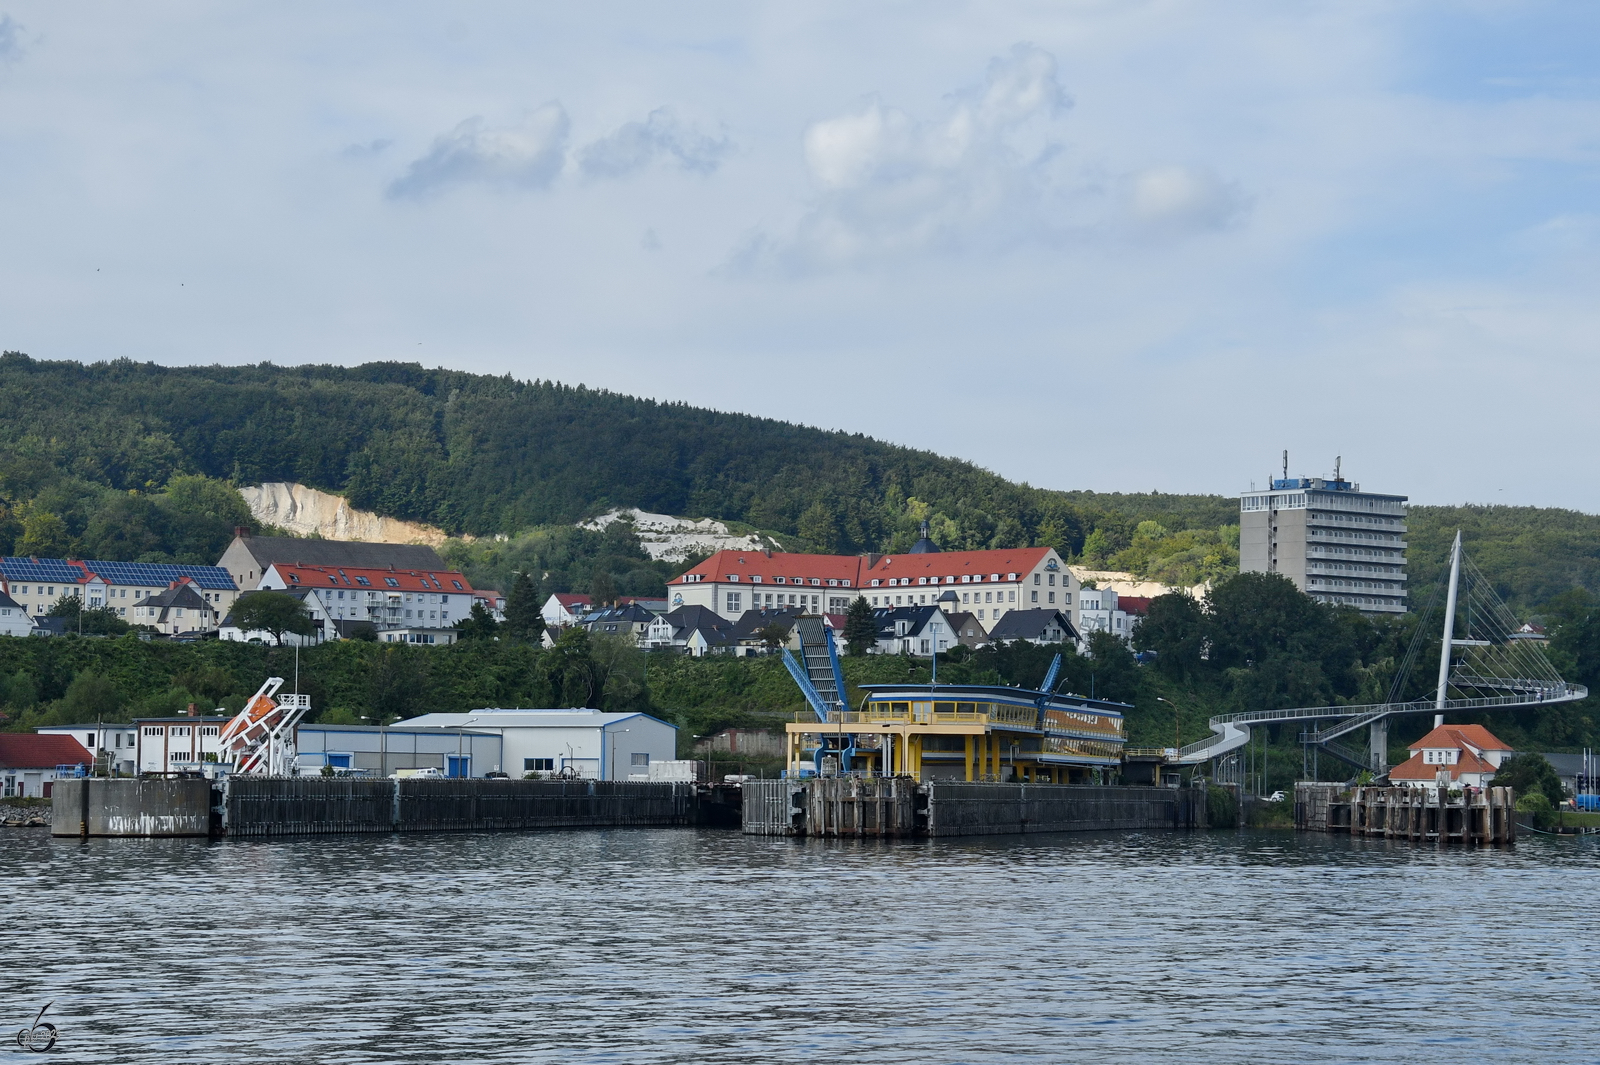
<box><xmin>1156</xmin><ymin>697</ymin><xmax>1181</xmax><ymax>752</ymax></box>
<box><xmin>608</xmin><ymin>727</ymin><xmax>630</xmax><ymax>781</ymax></box>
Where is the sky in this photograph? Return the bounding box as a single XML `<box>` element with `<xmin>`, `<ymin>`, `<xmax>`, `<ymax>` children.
<box><xmin>1</xmin><ymin>2</ymin><xmax>1597</xmax><ymax>510</ymax></box>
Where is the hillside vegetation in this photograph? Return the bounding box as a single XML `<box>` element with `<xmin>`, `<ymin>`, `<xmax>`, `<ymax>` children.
<box><xmin>3</xmin><ymin>353</ymin><xmax>1600</xmax><ymax>613</ymax></box>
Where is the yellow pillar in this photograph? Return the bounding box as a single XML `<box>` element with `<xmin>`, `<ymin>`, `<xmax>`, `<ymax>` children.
<box><xmin>964</xmin><ymin>735</ymin><xmax>974</xmax><ymax>782</ymax></box>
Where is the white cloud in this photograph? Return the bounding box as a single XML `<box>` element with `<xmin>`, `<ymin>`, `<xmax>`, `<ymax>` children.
<box><xmin>578</xmin><ymin>107</ymin><xmax>731</xmax><ymax>179</ymax></box>
<box><xmin>737</xmin><ymin>43</ymin><xmax>1244</xmax><ymax>272</ymax></box>
<box><xmin>0</xmin><ymin>14</ymin><xmax>24</xmax><ymax>65</ymax></box>
<box><xmin>386</xmin><ymin>103</ymin><xmax>569</xmax><ymax>199</ymax></box>
<box><xmin>1124</xmin><ymin>165</ymin><xmax>1249</xmax><ymax>234</ymax></box>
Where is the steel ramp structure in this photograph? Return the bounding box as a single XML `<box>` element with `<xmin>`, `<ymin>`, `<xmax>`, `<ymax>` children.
<box><xmin>780</xmin><ymin>616</ymin><xmax>848</xmax><ymax>722</ymax></box>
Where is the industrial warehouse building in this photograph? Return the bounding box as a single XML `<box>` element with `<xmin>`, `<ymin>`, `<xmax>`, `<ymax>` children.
<box><xmin>394</xmin><ymin>709</ymin><xmax>678</xmax><ymax>780</ymax></box>
<box><xmin>294</xmin><ymin>724</ymin><xmax>503</xmax><ymax>777</ymax></box>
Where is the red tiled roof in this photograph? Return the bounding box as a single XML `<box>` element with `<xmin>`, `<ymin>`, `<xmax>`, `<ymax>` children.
<box><xmin>864</xmin><ymin>547</ymin><xmax>1051</xmax><ymax>585</ymax></box>
<box><xmin>1390</xmin><ymin>747</ymin><xmax>1498</xmax><ymax>782</ymax></box>
<box><xmin>670</xmin><ymin>547</ymin><xmax>1062</xmax><ymax>590</ymax></box>
<box><xmin>670</xmin><ymin>550</ymin><xmax>866</xmax><ymax>587</ymax></box>
<box><xmin>267</xmin><ymin>563</ymin><xmax>474</xmax><ymax>595</ymax></box>
<box><xmin>0</xmin><ymin>733</ymin><xmax>92</xmax><ymax>769</ymax></box>
<box><xmin>553</xmin><ymin>593</ymin><xmax>591</xmax><ymax>607</ymax></box>
<box><xmin>1118</xmin><ymin>595</ymin><xmax>1153</xmax><ymax>616</ymax></box>
<box><xmin>1407</xmin><ymin>724</ymin><xmax>1512</xmax><ymax>756</ymax></box>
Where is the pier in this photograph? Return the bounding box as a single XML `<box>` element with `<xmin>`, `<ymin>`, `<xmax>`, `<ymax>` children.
<box><xmin>52</xmin><ymin>777</ymin><xmax>699</xmax><ymax>838</ymax></box>
<box><xmin>743</xmin><ymin>778</ymin><xmax>1207</xmax><ymax>837</ymax></box>
<box><xmin>1295</xmin><ymin>783</ymin><xmax>1516</xmax><ymax>844</ymax></box>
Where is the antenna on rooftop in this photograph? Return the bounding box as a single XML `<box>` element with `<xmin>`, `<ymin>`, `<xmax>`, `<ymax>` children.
<box><xmin>1335</xmin><ymin>455</ymin><xmax>1342</xmax><ymax>481</ymax></box>
<box><xmin>1282</xmin><ymin>450</ymin><xmax>1288</xmax><ymax>482</ymax></box>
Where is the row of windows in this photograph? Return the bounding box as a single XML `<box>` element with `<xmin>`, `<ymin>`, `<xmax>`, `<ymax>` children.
<box><xmin>722</xmin><ymin>574</ymin><xmax>853</xmax><ymax>587</ymax></box>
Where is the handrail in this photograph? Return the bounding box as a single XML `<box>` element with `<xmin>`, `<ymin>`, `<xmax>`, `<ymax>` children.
<box><xmin>1174</xmin><ymin>682</ymin><xmax>1587</xmax><ymax>761</ymax></box>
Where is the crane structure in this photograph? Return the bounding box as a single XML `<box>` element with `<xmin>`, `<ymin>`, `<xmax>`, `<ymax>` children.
<box><xmin>218</xmin><ymin>676</ymin><xmax>311</xmax><ymax>776</ymax></box>
<box><xmin>1174</xmin><ymin>531</ymin><xmax>1586</xmax><ymax>777</ymax></box>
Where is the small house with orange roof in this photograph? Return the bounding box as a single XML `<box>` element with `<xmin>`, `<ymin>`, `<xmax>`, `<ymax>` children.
<box><xmin>1389</xmin><ymin>720</ymin><xmax>1515</xmax><ymax>792</ymax></box>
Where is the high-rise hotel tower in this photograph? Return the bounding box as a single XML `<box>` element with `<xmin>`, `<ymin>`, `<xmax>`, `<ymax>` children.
<box><xmin>1239</xmin><ymin>460</ymin><xmax>1407</xmax><ymax>615</ymax></box>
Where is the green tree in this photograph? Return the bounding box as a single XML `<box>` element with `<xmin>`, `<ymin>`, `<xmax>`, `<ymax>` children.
<box><xmin>797</xmin><ymin>502</ymin><xmax>840</xmax><ymax>552</ymax></box>
<box><xmin>230</xmin><ymin>590</ymin><xmax>315</xmax><ymax>645</ymax></box>
<box><xmin>1491</xmin><ymin>753</ymin><xmax>1564</xmax><ymax>807</ymax></box>
<box><xmin>543</xmin><ymin>627</ymin><xmax>596</xmax><ymax>707</ymax></box>
<box><xmin>502</xmin><ymin>572</ymin><xmax>545</xmax><ymax>644</ymax></box>
<box><xmin>844</xmin><ymin>596</ymin><xmax>876</xmax><ymax>656</ymax></box>
<box><xmin>757</xmin><ymin>621</ymin><xmax>792</xmax><ymax>651</ymax></box>
<box><xmin>45</xmin><ymin>597</ymin><xmax>130</xmax><ymax>635</ymax></box>
<box><xmin>454</xmin><ymin>600</ymin><xmax>501</xmax><ymax>641</ymax></box>
<box><xmin>16</xmin><ymin>507</ymin><xmax>70</xmax><ymax>556</ymax></box>
<box><xmin>1133</xmin><ymin>593</ymin><xmax>1207</xmax><ymax>679</ymax></box>
<box><xmin>590</xmin><ymin>569</ymin><xmax>616</xmax><ymax>606</ymax></box>
<box><xmin>58</xmin><ymin>671</ymin><xmax>121</xmax><ymax>720</ymax></box>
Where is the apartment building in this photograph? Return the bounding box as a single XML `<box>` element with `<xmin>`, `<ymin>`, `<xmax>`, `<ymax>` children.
<box><xmin>1239</xmin><ymin>468</ymin><xmax>1407</xmax><ymax>615</ymax></box>
<box><xmin>0</xmin><ymin>556</ymin><xmax>239</xmax><ymax>622</ymax></box>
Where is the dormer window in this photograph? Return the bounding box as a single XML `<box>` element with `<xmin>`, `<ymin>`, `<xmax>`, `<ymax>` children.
<box><xmin>751</xmin><ymin>576</ymin><xmax>763</xmax><ymax>583</ymax></box>
<box><xmin>774</xmin><ymin>576</ymin><xmax>786</xmax><ymax>584</ymax></box>
<box><xmin>728</xmin><ymin>574</ymin><xmax>740</xmax><ymax>582</ymax></box>
<box><xmin>840</xmin><ymin>580</ymin><xmax>850</xmax><ymax>587</ymax></box>
<box><xmin>871</xmin><ymin>579</ymin><xmax>881</xmax><ymax>587</ymax></box>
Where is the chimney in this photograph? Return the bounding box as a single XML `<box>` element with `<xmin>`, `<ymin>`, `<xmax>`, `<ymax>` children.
<box><xmin>234</xmin><ymin>526</ymin><xmax>250</xmax><ymax>538</ymax></box>
<box><xmin>187</xmin><ymin>703</ymin><xmax>197</xmax><ymax>718</ymax></box>
<box><xmin>866</xmin><ymin>553</ymin><xmax>884</xmax><ymax>568</ymax></box>
<box><xmin>1434</xmin><ymin>714</ymin><xmax>1444</xmax><ymax>728</ymax></box>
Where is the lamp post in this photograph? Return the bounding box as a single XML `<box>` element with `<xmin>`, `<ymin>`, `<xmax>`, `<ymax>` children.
<box><xmin>608</xmin><ymin>727</ymin><xmax>630</xmax><ymax>781</ymax></box>
<box><xmin>1157</xmin><ymin>697</ymin><xmax>1181</xmax><ymax>786</ymax></box>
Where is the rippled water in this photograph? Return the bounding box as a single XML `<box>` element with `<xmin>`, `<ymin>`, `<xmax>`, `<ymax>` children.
<box><xmin>3</xmin><ymin>826</ymin><xmax>1597</xmax><ymax>1064</ymax></box>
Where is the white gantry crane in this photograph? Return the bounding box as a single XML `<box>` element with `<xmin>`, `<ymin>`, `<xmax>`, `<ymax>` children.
<box><xmin>218</xmin><ymin>677</ymin><xmax>311</xmax><ymax>776</ymax></box>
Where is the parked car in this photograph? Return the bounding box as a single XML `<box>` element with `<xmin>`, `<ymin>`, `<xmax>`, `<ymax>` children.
<box><xmin>1265</xmin><ymin>790</ymin><xmax>1286</xmax><ymax>803</ymax></box>
<box><xmin>484</xmin><ymin>771</ymin><xmax>510</xmax><ymax>780</ymax></box>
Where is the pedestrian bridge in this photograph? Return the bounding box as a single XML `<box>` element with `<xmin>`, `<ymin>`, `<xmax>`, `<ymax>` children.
<box><xmin>1174</xmin><ymin>532</ymin><xmax>1588</xmax><ymax>774</ymax></box>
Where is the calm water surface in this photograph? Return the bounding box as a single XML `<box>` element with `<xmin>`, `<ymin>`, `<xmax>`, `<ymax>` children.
<box><xmin>2</xmin><ymin>826</ymin><xmax>1596</xmax><ymax>1064</ymax></box>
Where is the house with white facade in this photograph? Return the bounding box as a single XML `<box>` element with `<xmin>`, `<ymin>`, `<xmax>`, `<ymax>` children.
<box><xmin>541</xmin><ymin>593</ymin><xmax>592</xmax><ymax>628</ymax></box>
<box><xmin>134</xmin><ymin>715</ymin><xmax>233</xmax><ymax>773</ymax></box>
<box><xmin>35</xmin><ymin>723</ymin><xmax>142</xmax><ymax>776</ymax></box>
<box><xmin>394</xmin><ymin>709</ymin><xmax>678</xmax><ymax>780</ymax></box>
<box><xmin>215</xmin><ymin>529</ymin><xmax>447</xmax><ymax>592</ymax></box>
<box><xmin>871</xmin><ymin>606</ymin><xmax>957</xmax><ymax>656</ymax></box>
<box><xmin>239</xmin><ymin>561</ymin><xmax>473</xmax><ymax>645</ymax></box>
<box><xmin>1</xmin><ymin>734</ymin><xmax>93</xmax><ymax>798</ymax></box>
<box><xmin>1075</xmin><ymin>587</ymin><xmax>1141</xmax><ymax>647</ymax></box>
<box><xmin>1388</xmin><ymin>722</ymin><xmax>1515</xmax><ymax>792</ymax></box>
<box><xmin>666</xmin><ymin>545</ymin><xmax>1080</xmax><ymax>634</ymax></box>
<box><xmin>0</xmin><ymin>588</ymin><xmax>34</xmax><ymax>637</ymax></box>
<box><xmin>133</xmin><ymin>580</ymin><xmax>221</xmax><ymax>636</ymax></box>
<box><xmin>0</xmin><ymin>556</ymin><xmax>239</xmax><ymax>624</ymax></box>
<box><xmin>987</xmin><ymin>608</ymin><xmax>1079</xmax><ymax>647</ymax></box>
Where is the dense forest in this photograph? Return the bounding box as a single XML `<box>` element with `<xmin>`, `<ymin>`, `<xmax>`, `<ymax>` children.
<box><xmin>6</xmin><ymin>352</ymin><xmax>1600</xmax><ymax>612</ymax></box>
<box><xmin>0</xmin><ymin>352</ymin><xmax>1235</xmax><ymax>584</ymax></box>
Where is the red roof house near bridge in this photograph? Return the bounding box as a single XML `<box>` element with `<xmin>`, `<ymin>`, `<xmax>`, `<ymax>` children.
<box><xmin>1</xmin><ymin>733</ymin><xmax>92</xmax><ymax>799</ymax></box>
<box><xmin>1389</xmin><ymin>724</ymin><xmax>1513</xmax><ymax>791</ymax></box>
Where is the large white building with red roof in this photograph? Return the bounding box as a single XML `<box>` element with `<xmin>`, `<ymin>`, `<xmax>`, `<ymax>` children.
<box><xmin>667</xmin><ymin>545</ymin><xmax>1078</xmax><ymax>635</ymax></box>
<box><xmin>247</xmin><ymin>561</ymin><xmax>475</xmax><ymax>643</ymax></box>
<box><xmin>1389</xmin><ymin>722</ymin><xmax>1515</xmax><ymax>792</ymax></box>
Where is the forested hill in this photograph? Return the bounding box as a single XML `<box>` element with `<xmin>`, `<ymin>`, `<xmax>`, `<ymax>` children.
<box><xmin>0</xmin><ymin>352</ymin><xmax>1233</xmax><ymax>558</ymax></box>
<box><xmin>2</xmin><ymin>352</ymin><xmax>1599</xmax><ymax>614</ymax></box>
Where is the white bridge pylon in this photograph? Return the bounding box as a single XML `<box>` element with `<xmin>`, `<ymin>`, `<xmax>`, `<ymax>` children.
<box><xmin>1172</xmin><ymin>531</ymin><xmax>1588</xmax><ymax>768</ymax></box>
<box><xmin>218</xmin><ymin>677</ymin><xmax>312</xmax><ymax>776</ymax></box>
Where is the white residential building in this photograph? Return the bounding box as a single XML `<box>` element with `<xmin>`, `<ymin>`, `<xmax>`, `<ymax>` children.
<box><xmin>35</xmin><ymin>723</ymin><xmax>142</xmax><ymax>775</ymax></box>
<box><xmin>667</xmin><ymin>545</ymin><xmax>1080</xmax><ymax>634</ymax></box>
<box><xmin>1075</xmin><ymin>587</ymin><xmax>1140</xmax><ymax>646</ymax></box>
<box><xmin>134</xmin><ymin>716</ymin><xmax>232</xmax><ymax>773</ymax></box>
<box><xmin>0</xmin><ymin>557</ymin><xmax>239</xmax><ymax>623</ymax></box>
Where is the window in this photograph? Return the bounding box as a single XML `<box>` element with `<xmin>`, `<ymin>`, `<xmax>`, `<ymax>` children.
<box><xmin>384</xmin><ymin>577</ymin><xmax>400</xmax><ymax>588</ymax></box>
<box><xmin>452</xmin><ymin>580</ymin><xmax>464</xmax><ymax>590</ymax></box>
<box><xmin>1048</xmin><ymin>592</ymin><xmax>1055</xmax><ymax>604</ymax></box>
<box><xmin>630</xmin><ymin>753</ymin><xmax>650</xmax><ymax>766</ymax></box>
<box><xmin>726</xmin><ymin>592</ymin><xmax>743</xmax><ymax>613</ymax></box>
<box><xmin>525</xmin><ymin>757</ymin><xmax>555</xmax><ymax>772</ymax></box>
<box><xmin>356</xmin><ymin>576</ymin><xmax>371</xmax><ymax>586</ymax></box>
<box><xmin>1033</xmin><ymin>574</ymin><xmax>1040</xmax><ymax>585</ymax></box>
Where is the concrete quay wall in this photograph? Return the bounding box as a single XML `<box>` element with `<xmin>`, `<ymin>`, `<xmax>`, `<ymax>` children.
<box><xmin>51</xmin><ymin>779</ymin><xmax>213</xmax><ymax>838</ymax></box>
<box><xmin>55</xmin><ymin>778</ymin><xmax>697</xmax><ymax>838</ymax></box>
<box><xmin>743</xmin><ymin>778</ymin><xmax>1206</xmax><ymax>838</ymax></box>
<box><xmin>925</xmin><ymin>782</ymin><xmax>1204</xmax><ymax>837</ymax></box>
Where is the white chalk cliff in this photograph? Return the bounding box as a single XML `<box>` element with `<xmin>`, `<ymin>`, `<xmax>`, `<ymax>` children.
<box><xmin>239</xmin><ymin>483</ymin><xmax>452</xmax><ymax>547</ymax></box>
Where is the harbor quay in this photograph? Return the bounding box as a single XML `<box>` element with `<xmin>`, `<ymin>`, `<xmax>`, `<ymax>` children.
<box><xmin>50</xmin><ymin>774</ymin><xmax>1209</xmax><ymax>840</ymax></box>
